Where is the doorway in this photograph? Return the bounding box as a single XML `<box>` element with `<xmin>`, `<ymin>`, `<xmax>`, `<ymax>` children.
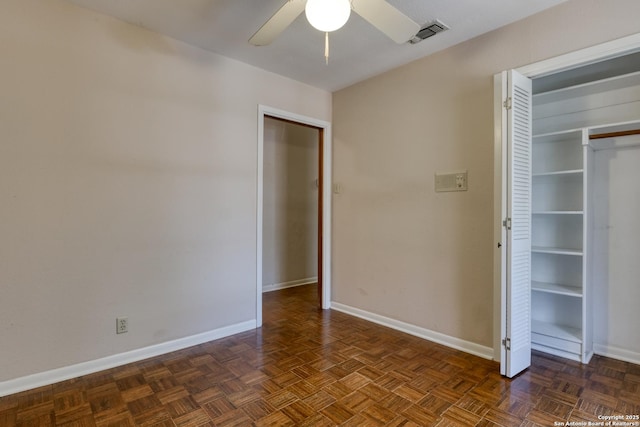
<box><xmin>256</xmin><ymin>105</ymin><xmax>332</xmax><ymax>327</ymax></box>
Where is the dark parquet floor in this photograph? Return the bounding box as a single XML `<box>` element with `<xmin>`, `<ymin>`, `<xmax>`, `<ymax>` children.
<box><xmin>1</xmin><ymin>284</ymin><xmax>639</xmax><ymax>426</ymax></box>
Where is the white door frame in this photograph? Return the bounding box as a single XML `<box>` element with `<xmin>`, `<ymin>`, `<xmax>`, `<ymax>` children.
<box><xmin>256</xmin><ymin>105</ymin><xmax>332</xmax><ymax>327</ymax></box>
<box><xmin>493</xmin><ymin>32</ymin><xmax>640</xmax><ymax>362</ymax></box>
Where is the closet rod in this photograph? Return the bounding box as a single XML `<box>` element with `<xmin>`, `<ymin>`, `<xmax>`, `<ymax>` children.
<box><xmin>589</xmin><ymin>129</ymin><xmax>640</xmax><ymax>140</ymax></box>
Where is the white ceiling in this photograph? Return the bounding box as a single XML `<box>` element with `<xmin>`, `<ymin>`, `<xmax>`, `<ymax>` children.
<box><xmin>67</xmin><ymin>0</ymin><xmax>567</xmax><ymax>92</ymax></box>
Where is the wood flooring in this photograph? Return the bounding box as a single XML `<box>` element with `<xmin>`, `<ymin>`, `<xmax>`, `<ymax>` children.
<box><xmin>1</xmin><ymin>284</ymin><xmax>639</xmax><ymax>426</ymax></box>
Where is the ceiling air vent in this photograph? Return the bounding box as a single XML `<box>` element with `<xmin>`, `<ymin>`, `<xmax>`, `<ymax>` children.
<box><xmin>409</xmin><ymin>20</ymin><xmax>449</xmax><ymax>44</ymax></box>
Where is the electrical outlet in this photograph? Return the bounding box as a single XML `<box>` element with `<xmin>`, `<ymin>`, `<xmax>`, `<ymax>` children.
<box><xmin>116</xmin><ymin>317</ymin><xmax>128</xmax><ymax>334</ymax></box>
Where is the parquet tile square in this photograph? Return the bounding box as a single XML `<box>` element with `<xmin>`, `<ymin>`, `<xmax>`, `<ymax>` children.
<box><xmin>302</xmin><ymin>390</ymin><xmax>335</xmax><ymax>413</ymax></box>
<box><xmin>339</xmin><ymin>391</ymin><xmax>375</xmax><ymax>414</ymax></box>
<box><xmin>264</xmin><ymin>389</ymin><xmax>299</xmax><ymax>411</ymax></box>
<box><xmin>53</xmin><ymin>402</ymin><xmax>93</xmax><ymax>425</ymax></box>
<box><xmin>210</xmin><ymin>407</ymin><xmax>253</xmax><ymax>427</ymax></box>
<box><xmin>523</xmin><ymin>408</ymin><xmax>565</xmax><ymax>426</ymax></box>
<box><xmin>254</xmin><ymin>410</ymin><xmax>295</xmax><ymax>427</ymax></box>
<box><xmin>338</xmin><ymin>413</ymin><xmax>373</xmax><ymax>427</ymax></box>
<box><xmin>285</xmin><ymin>380</ymin><xmax>316</xmax><ymax>400</ymax></box>
<box><xmin>417</xmin><ymin>393</ymin><xmax>452</xmax><ymax>416</ymax></box>
<box><xmin>298</xmin><ymin>413</ymin><xmax>334</xmax><ymax>427</ymax></box>
<box><xmin>15</xmin><ymin>401</ymin><xmax>55</xmax><ymax>423</ymax></box>
<box><xmin>482</xmin><ymin>407</ymin><xmax>523</xmax><ymax>426</ymax></box>
<box><xmin>389</xmin><ymin>416</ymin><xmax>423</xmax><ymax>427</ymax></box>
<box><xmin>120</xmin><ymin>385</ymin><xmax>153</xmax><ymax>404</ymax></box>
<box><xmin>155</xmin><ymin>386</ymin><xmax>189</xmax><ymax>405</ymax></box>
<box><xmin>534</xmin><ymin>395</ymin><xmax>573</xmax><ymax>419</ymax></box>
<box><xmin>130</xmin><ymin>405</ymin><xmax>172</xmax><ymax>426</ymax></box>
<box><xmin>475</xmin><ymin>419</ymin><xmax>502</xmax><ymax>427</ymax></box>
<box><xmin>2</xmin><ymin>284</ymin><xmax>640</xmax><ymax>426</ymax></box>
<box><xmin>439</xmin><ymin>405</ymin><xmax>483</xmax><ymax>426</ymax></box>
<box><xmin>252</xmin><ymin>379</ymin><xmax>282</xmax><ymax>396</ymax></box>
<box><xmin>375</xmin><ymin>373</ymin><xmax>407</xmax><ymax>392</ymax></box>
<box><xmin>453</xmin><ymin>394</ymin><xmax>490</xmax><ymax>418</ymax></box>
<box><xmin>200</xmin><ymin>398</ymin><xmax>235</xmax><ymax>420</ymax></box>
<box><xmin>361</xmin><ymin>403</ymin><xmax>398</xmax><ymax>425</ymax></box>
<box><xmin>165</xmin><ymin>396</ymin><xmax>200</xmax><ymax>419</ymax></box>
<box><xmin>401</xmin><ymin>404</ymin><xmax>439</xmax><ymax>425</ymax></box>
<box><xmin>496</xmin><ymin>396</ymin><xmax>534</xmax><ymax>419</ymax></box>
<box><xmin>190</xmin><ymin>387</ymin><xmax>224</xmax><ymax>406</ymax></box>
<box><xmin>93</xmin><ymin>410</ymin><xmax>135</xmax><ymax>427</ymax></box>
<box><xmin>390</xmin><ymin>384</ymin><xmax>425</xmax><ymax>404</ymax></box>
<box><xmin>319</xmin><ymin>402</ymin><xmax>354</xmax><ymax>424</ymax></box>
<box><xmin>357</xmin><ymin>383</ymin><xmax>389</xmax><ymax>403</ymax></box>
<box><xmin>280</xmin><ymin>401</ymin><xmax>316</xmax><ymax>424</ymax></box>
<box><xmin>323</xmin><ymin>382</ymin><xmax>353</xmax><ymax>401</ymax></box>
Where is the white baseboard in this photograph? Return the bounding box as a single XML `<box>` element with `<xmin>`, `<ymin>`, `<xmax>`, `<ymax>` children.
<box><xmin>330</xmin><ymin>302</ymin><xmax>494</xmax><ymax>360</ymax></box>
<box><xmin>263</xmin><ymin>277</ymin><xmax>317</xmax><ymax>293</ymax></box>
<box><xmin>594</xmin><ymin>343</ymin><xmax>640</xmax><ymax>365</ymax></box>
<box><xmin>0</xmin><ymin>320</ymin><xmax>256</xmax><ymax>398</ymax></box>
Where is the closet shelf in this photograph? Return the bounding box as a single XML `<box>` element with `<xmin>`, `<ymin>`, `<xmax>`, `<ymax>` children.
<box><xmin>533</xmin><ymin>169</ymin><xmax>583</xmax><ymax>177</ymax></box>
<box><xmin>532</xmin><ymin>281</ymin><xmax>582</xmax><ymax>297</ymax></box>
<box><xmin>532</xmin><ymin>210</ymin><xmax>583</xmax><ymax>215</ymax></box>
<box><xmin>533</xmin><ymin>70</ymin><xmax>640</xmax><ymax>105</ymax></box>
<box><xmin>532</xmin><ymin>246</ymin><xmax>583</xmax><ymax>256</ymax></box>
<box><xmin>532</xmin><ymin>320</ymin><xmax>582</xmax><ymax>344</ymax></box>
<box><xmin>533</xmin><ymin>129</ymin><xmax>583</xmax><ymax>141</ymax></box>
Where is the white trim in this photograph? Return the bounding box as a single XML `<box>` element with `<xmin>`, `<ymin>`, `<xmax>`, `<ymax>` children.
<box><xmin>594</xmin><ymin>343</ymin><xmax>640</xmax><ymax>366</ymax></box>
<box><xmin>257</xmin><ymin>105</ymin><xmax>333</xmax><ymax>327</ymax></box>
<box><xmin>263</xmin><ymin>277</ymin><xmax>318</xmax><ymax>293</ymax></box>
<box><xmin>331</xmin><ymin>302</ymin><xmax>494</xmax><ymax>360</ymax></box>
<box><xmin>517</xmin><ymin>33</ymin><xmax>640</xmax><ymax>78</ymax></box>
<box><xmin>0</xmin><ymin>320</ymin><xmax>256</xmax><ymax>398</ymax></box>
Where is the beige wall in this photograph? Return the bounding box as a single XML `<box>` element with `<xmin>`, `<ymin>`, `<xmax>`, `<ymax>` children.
<box><xmin>0</xmin><ymin>0</ymin><xmax>330</xmax><ymax>383</ymax></box>
<box><xmin>332</xmin><ymin>0</ymin><xmax>640</xmax><ymax>349</ymax></box>
<box><xmin>263</xmin><ymin>118</ymin><xmax>318</xmax><ymax>289</ymax></box>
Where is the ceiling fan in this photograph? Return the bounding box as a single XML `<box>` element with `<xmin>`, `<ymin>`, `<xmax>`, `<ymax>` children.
<box><xmin>249</xmin><ymin>0</ymin><xmax>420</xmax><ymax>48</ymax></box>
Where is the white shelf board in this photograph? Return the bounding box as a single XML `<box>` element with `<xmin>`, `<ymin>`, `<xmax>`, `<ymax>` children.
<box><xmin>532</xmin><ymin>211</ymin><xmax>583</xmax><ymax>215</ymax></box>
<box><xmin>533</xmin><ymin>128</ymin><xmax>583</xmax><ymax>142</ymax></box>
<box><xmin>533</xmin><ymin>169</ymin><xmax>583</xmax><ymax>177</ymax></box>
<box><xmin>533</xmin><ymin>70</ymin><xmax>640</xmax><ymax>104</ymax></box>
<box><xmin>532</xmin><ymin>319</ymin><xmax>582</xmax><ymax>343</ymax></box>
<box><xmin>531</xmin><ymin>281</ymin><xmax>582</xmax><ymax>297</ymax></box>
<box><xmin>531</xmin><ymin>246</ymin><xmax>583</xmax><ymax>256</ymax></box>
<box><xmin>531</xmin><ymin>343</ymin><xmax>582</xmax><ymax>362</ymax></box>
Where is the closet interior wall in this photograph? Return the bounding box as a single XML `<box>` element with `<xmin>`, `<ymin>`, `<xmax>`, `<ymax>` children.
<box><xmin>590</xmin><ymin>129</ymin><xmax>640</xmax><ymax>359</ymax></box>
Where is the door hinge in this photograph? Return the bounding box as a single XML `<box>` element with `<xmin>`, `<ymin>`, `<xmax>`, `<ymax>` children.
<box><xmin>502</xmin><ymin>338</ymin><xmax>511</xmax><ymax>350</ymax></box>
<box><xmin>503</xmin><ymin>97</ymin><xmax>512</xmax><ymax>110</ymax></box>
<box><xmin>502</xmin><ymin>218</ymin><xmax>512</xmax><ymax>230</ymax></box>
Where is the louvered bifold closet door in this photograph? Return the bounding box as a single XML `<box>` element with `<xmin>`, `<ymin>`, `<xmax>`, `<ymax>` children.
<box><xmin>505</xmin><ymin>70</ymin><xmax>532</xmax><ymax>378</ymax></box>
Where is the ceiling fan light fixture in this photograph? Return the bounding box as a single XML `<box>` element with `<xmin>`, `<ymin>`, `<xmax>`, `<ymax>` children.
<box><xmin>305</xmin><ymin>0</ymin><xmax>351</xmax><ymax>32</ymax></box>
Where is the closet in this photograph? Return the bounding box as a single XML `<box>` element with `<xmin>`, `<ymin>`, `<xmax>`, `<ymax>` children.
<box><xmin>495</xmin><ymin>46</ymin><xmax>640</xmax><ymax>378</ymax></box>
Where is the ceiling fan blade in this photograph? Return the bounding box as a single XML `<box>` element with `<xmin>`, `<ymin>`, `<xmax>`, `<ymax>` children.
<box><xmin>352</xmin><ymin>0</ymin><xmax>419</xmax><ymax>44</ymax></box>
<box><xmin>249</xmin><ymin>0</ymin><xmax>307</xmax><ymax>46</ymax></box>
